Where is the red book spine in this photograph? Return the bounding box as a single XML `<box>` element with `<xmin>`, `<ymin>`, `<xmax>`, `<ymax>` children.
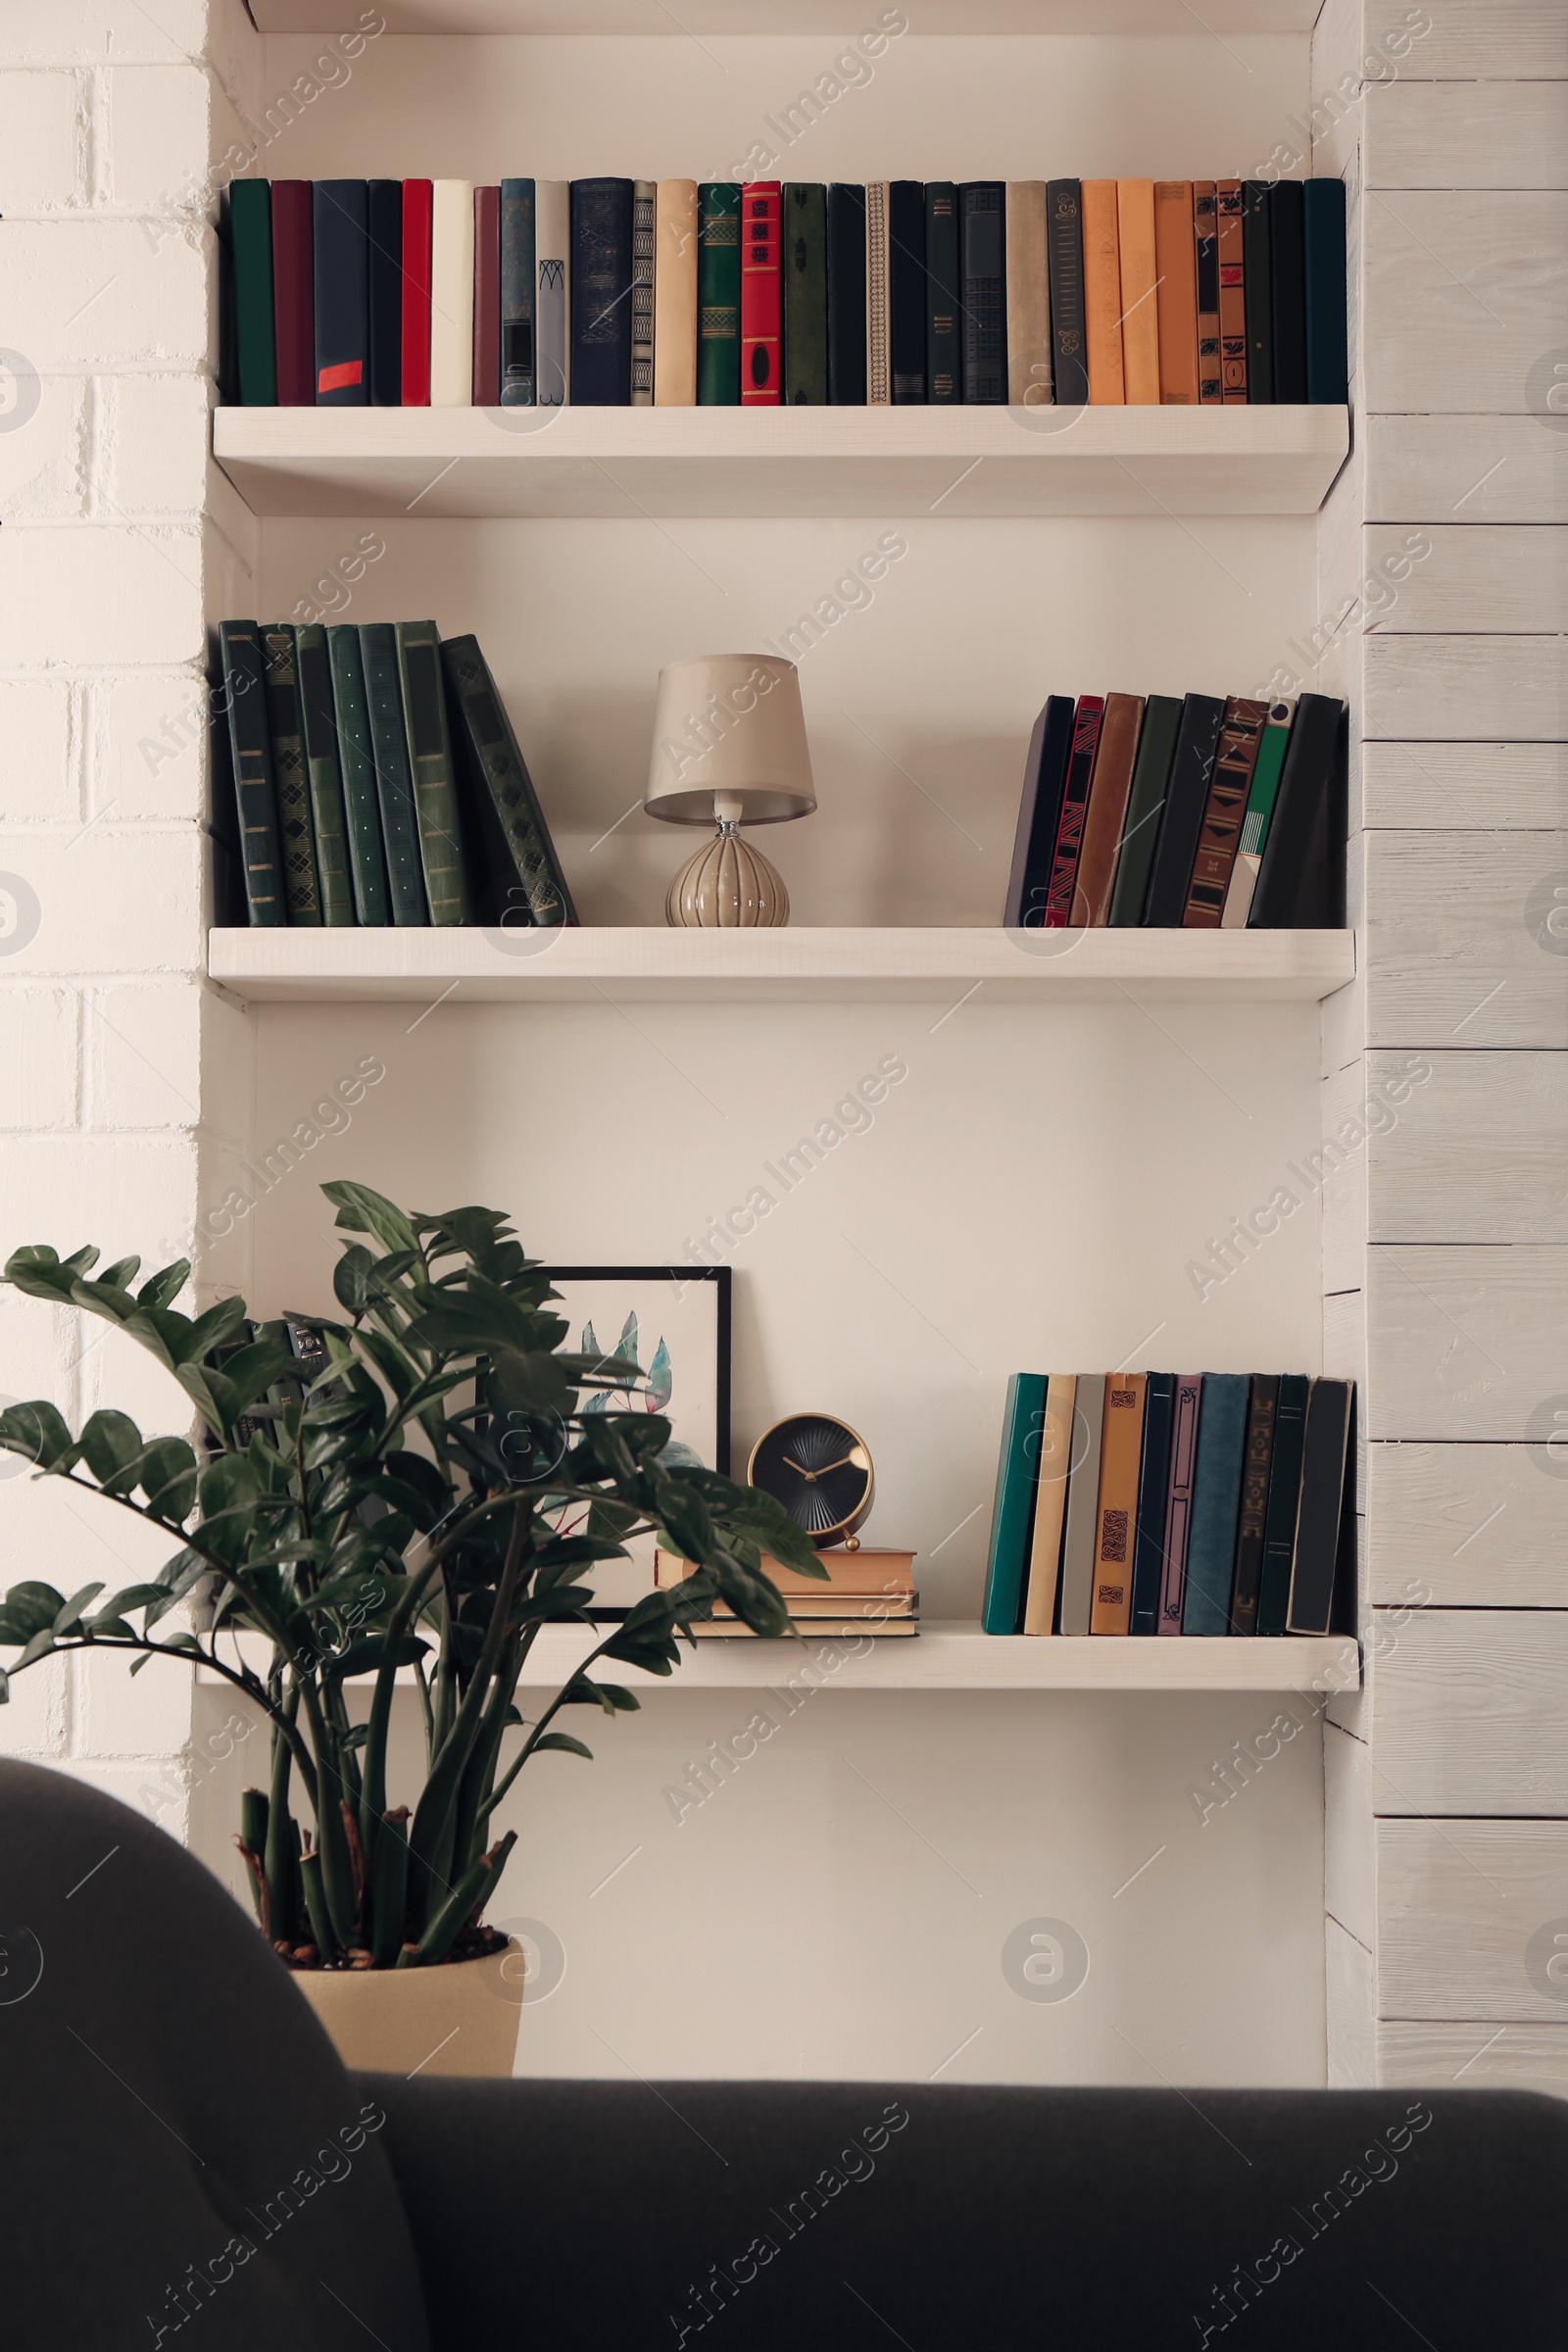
<box><xmin>473</xmin><ymin>184</ymin><xmax>501</xmax><ymax>405</ymax></box>
<box><xmin>270</xmin><ymin>181</ymin><xmax>314</xmax><ymax>408</ymax></box>
<box><xmin>402</xmin><ymin>179</ymin><xmax>433</xmax><ymax>407</ymax></box>
<box><xmin>1042</xmin><ymin>695</ymin><xmax>1104</xmax><ymax>926</ymax></box>
<box><xmin>1157</xmin><ymin>1374</ymin><xmax>1203</xmax><ymax>1633</ymax></box>
<box><xmin>740</xmin><ymin>180</ymin><xmax>781</xmax><ymax>405</ymax></box>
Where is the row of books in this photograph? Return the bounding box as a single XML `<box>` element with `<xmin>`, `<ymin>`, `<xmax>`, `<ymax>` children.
<box><xmin>983</xmin><ymin>1373</ymin><xmax>1353</xmax><ymax>1641</ymax></box>
<box><xmin>655</xmin><ymin>1549</ymin><xmax>919</xmax><ymax>1639</ymax></box>
<box><xmin>1004</xmin><ymin>690</ymin><xmax>1345</xmax><ymax>932</ymax></box>
<box><xmin>222</xmin><ymin>174</ymin><xmax>1347</xmax><ymax>413</ymax></box>
<box><xmin>215</xmin><ymin>619</ymin><xmax>576</xmax><ymax>930</ymax></box>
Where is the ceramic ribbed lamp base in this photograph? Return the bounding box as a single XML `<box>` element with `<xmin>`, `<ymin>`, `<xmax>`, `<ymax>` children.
<box><xmin>665</xmin><ymin>823</ymin><xmax>790</xmax><ymax>928</ymax></box>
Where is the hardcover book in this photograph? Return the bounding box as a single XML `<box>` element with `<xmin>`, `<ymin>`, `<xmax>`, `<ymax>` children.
<box><xmin>740</xmin><ymin>180</ymin><xmax>782</xmax><ymax>404</ymax></box>
<box><xmin>1269</xmin><ymin>177</ymin><xmax>1308</xmax><ymax>403</ymax></box>
<box><xmin>1180</xmin><ymin>1371</ymin><xmax>1249</xmax><ymax>1636</ymax></box>
<box><xmin>1303</xmin><ymin>175</ymin><xmax>1348</xmax><ymax>405</ymax></box>
<box><xmin>1003</xmin><ymin>694</ymin><xmax>1076</xmax><ymax>929</ymax></box>
<box><xmin>1216</xmin><ymin>178</ymin><xmax>1248</xmax><ymax>402</ymax></box>
<box><xmin>1157</xmin><ymin>1374</ymin><xmax>1202</xmax><ymax>1634</ymax></box>
<box><xmin>631</xmin><ymin>179</ymin><xmax>657</xmax><ymax>405</ymax></box>
<box><xmin>1081</xmin><ymin>179</ymin><xmax>1125</xmax><ymax>405</ymax></box>
<box><xmin>827</xmin><ymin>183</ymin><xmax>867</xmax><ymax>405</ymax></box>
<box><xmin>1106</xmin><ymin>693</ymin><xmax>1182</xmax><ymax>926</ymax></box>
<box><xmin>260</xmin><ymin>625</ymin><xmax>321</xmax><ymax>923</ymax></box>
<box><xmin>295</xmin><ymin>624</ymin><xmax>357</xmax><ymax>925</ymax></box>
<box><xmin>325</xmin><ymin>625</ymin><xmax>390</xmax><ymax>926</ymax></box>
<box><xmin>571</xmin><ymin>177</ymin><xmax>633</xmax><ymax>406</ymax></box>
<box><xmin>1194</xmin><ymin>181</ymin><xmax>1221</xmax><ymax>404</ymax></box>
<box><xmin>1229</xmin><ymin>1375</ymin><xmax>1280</xmax><ymax>1635</ymax></box>
<box><xmin>924</xmin><ymin>182</ymin><xmax>960</xmax><ymax>405</ymax></box>
<box><xmin>430</xmin><ymin>178</ymin><xmax>475</xmax><ymax>407</ymax></box>
<box><xmin>442</xmin><ymin>633</ymin><xmax>577</xmax><ymax>927</ymax></box>
<box><xmin>1046</xmin><ymin>178</ymin><xmax>1087</xmax><ymax>407</ymax></box>
<box><xmin>313</xmin><ymin>181</ymin><xmax>369</xmax><ymax>406</ymax></box>
<box><xmin>501</xmin><ymin>177</ymin><xmax>536</xmax><ymax>406</ymax></box>
<box><xmin>228</xmin><ymin>180</ymin><xmax>276</xmax><ymax>407</ymax></box>
<box><xmin>1141</xmin><ymin>693</ymin><xmax>1227</xmax><ymax>927</ymax></box>
<box><xmin>1222</xmin><ymin>698</ymin><xmax>1295</xmax><ymax>927</ymax></box>
<box><xmin>1073</xmin><ymin>691</ymin><xmax>1146</xmax><ymax>925</ymax></box>
<box><xmin>1183</xmin><ymin>694</ymin><xmax>1267</xmax><ymax>927</ymax></box>
<box><xmin>1152</xmin><ymin>181</ymin><xmax>1198</xmax><ymax>405</ymax></box>
<box><xmin>981</xmin><ymin>1372</ymin><xmax>1048</xmax><ymax>1637</ymax></box>
<box><xmin>1256</xmin><ymin>1373</ymin><xmax>1308</xmax><ymax>1634</ymax></box>
<box><xmin>358</xmin><ymin>622</ymin><xmax>429</xmax><ymax>925</ymax></box>
<box><xmin>1286</xmin><ymin>1379</ymin><xmax>1353</xmax><ymax>1634</ymax></box>
<box><xmin>1042</xmin><ymin>695</ymin><xmax>1106</xmax><ymax>926</ymax></box>
<box><xmin>401</xmin><ymin>179</ymin><xmax>433</xmax><ymax>406</ymax></box>
<box><xmin>367</xmin><ymin>178</ymin><xmax>403</xmax><ymax>406</ymax></box>
<box><xmin>270</xmin><ymin>180</ymin><xmax>315</xmax><ymax>407</ymax></box>
<box><xmin>217</xmin><ymin>621</ymin><xmax>285</xmax><ymax>925</ymax></box>
<box><xmin>1242</xmin><ymin>181</ymin><xmax>1274</xmax><ymax>403</ymax></box>
<box><xmin>1005</xmin><ymin>181</ymin><xmax>1050</xmax><ymax>406</ymax></box>
<box><xmin>959</xmin><ymin>183</ymin><xmax>1006</xmax><ymax>403</ymax></box>
<box><xmin>472</xmin><ymin>184</ymin><xmax>502</xmax><ymax>406</ymax></box>
<box><xmin>697</xmin><ymin>182</ymin><xmax>741</xmax><ymax>405</ymax></box>
<box><xmin>1090</xmin><ymin>1372</ymin><xmax>1147</xmax><ymax>1635</ymax></box>
<box><xmin>394</xmin><ymin>621</ymin><xmax>470</xmax><ymax>925</ymax></box>
<box><xmin>889</xmin><ymin>180</ymin><xmax>926</xmax><ymax>403</ymax></box>
<box><xmin>864</xmin><ymin>180</ymin><xmax>891</xmax><ymax>405</ymax></box>
<box><xmin>1129</xmin><ymin>1372</ymin><xmax>1175</xmax><ymax>1635</ymax></box>
<box><xmin>536</xmin><ymin>180</ymin><xmax>570</xmax><ymax>407</ymax></box>
<box><xmin>1116</xmin><ymin>179</ymin><xmax>1159</xmax><ymax>406</ymax></box>
<box><xmin>782</xmin><ymin>183</ymin><xmax>828</xmax><ymax>405</ymax></box>
<box><xmin>1247</xmin><ymin>692</ymin><xmax>1345</xmax><ymax>927</ymax></box>
<box><xmin>1057</xmin><ymin>1375</ymin><xmax>1106</xmax><ymax>1638</ymax></box>
<box><xmin>1022</xmin><ymin>1372</ymin><xmax>1077</xmax><ymax>1636</ymax></box>
<box><xmin>654</xmin><ymin>179</ymin><xmax>699</xmax><ymax>406</ymax></box>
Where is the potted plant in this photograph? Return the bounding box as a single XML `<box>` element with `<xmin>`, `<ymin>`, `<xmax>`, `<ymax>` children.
<box><xmin>0</xmin><ymin>1182</ymin><xmax>822</xmax><ymax>2074</ymax></box>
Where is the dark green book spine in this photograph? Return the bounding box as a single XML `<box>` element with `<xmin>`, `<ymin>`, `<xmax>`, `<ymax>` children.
<box><xmin>1180</xmin><ymin>1372</ymin><xmax>1250</xmax><ymax>1636</ymax></box>
<box><xmin>260</xmin><ymin>625</ymin><xmax>321</xmax><ymax>924</ymax></box>
<box><xmin>1303</xmin><ymin>175</ymin><xmax>1348</xmax><ymax>405</ymax></box>
<box><xmin>326</xmin><ymin>624</ymin><xmax>389</xmax><ymax>924</ymax></box>
<box><xmin>782</xmin><ymin>183</ymin><xmax>827</xmax><ymax>405</ymax></box>
<box><xmin>1256</xmin><ymin>1373</ymin><xmax>1308</xmax><ymax>1633</ymax></box>
<box><xmin>1242</xmin><ymin>181</ymin><xmax>1274</xmax><ymax>403</ymax></box>
<box><xmin>395</xmin><ymin>621</ymin><xmax>470</xmax><ymax>925</ymax></box>
<box><xmin>229</xmin><ymin>180</ymin><xmax>276</xmax><ymax>407</ymax></box>
<box><xmin>217</xmin><ymin>621</ymin><xmax>285</xmax><ymax>924</ymax></box>
<box><xmin>294</xmin><ymin>624</ymin><xmax>356</xmax><ymax>925</ymax></box>
<box><xmin>440</xmin><ymin>635</ymin><xmax>576</xmax><ymax>926</ymax></box>
<box><xmin>697</xmin><ymin>183</ymin><xmax>741</xmax><ymax>405</ymax></box>
<box><xmin>1107</xmin><ymin>693</ymin><xmax>1183</xmax><ymax>926</ymax></box>
<box><xmin>924</xmin><ymin>181</ymin><xmax>960</xmax><ymax>405</ymax></box>
<box><xmin>980</xmin><ymin>1372</ymin><xmax>1046</xmax><ymax>1636</ymax></box>
<box><xmin>359</xmin><ymin>623</ymin><xmax>428</xmax><ymax>926</ymax></box>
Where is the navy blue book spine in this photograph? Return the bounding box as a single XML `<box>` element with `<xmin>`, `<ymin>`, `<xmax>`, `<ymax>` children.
<box><xmin>827</xmin><ymin>184</ymin><xmax>867</xmax><ymax>405</ymax></box>
<box><xmin>569</xmin><ymin>177</ymin><xmax>633</xmax><ymax>406</ymax></box>
<box><xmin>1302</xmin><ymin>176</ymin><xmax>1348</xmax><ymax>404</ymax></box>
<box><xmin>959</xmin><ymin>181</ymin><xmax>1007</xmax><ymax>403</ymax></box>
<box><xmin>888</xmin><ymin>179</ymin><xmax>926</xmax><ymax>402</ymax></box>
<box><xmin>1268</xmin><ymin>178</ymin><xmax>1307</xmax><ymax>403</ymax></box>
<box><xmin>1129</xmin><ymin>1374</ymin><xmax>1176</xmax><ymax>1635</ymax></box>
<box><xmin>1142</xmin><ymin>693</ymin><xmax>1227</xmax><ymax>926</ymax></box>
<box><xmin>1004</xmin><ymin>695</ymin><xmax>1076</xmax><ymax>928</ymax></box>
<box><xmin>313</xmin><ymin>179</ymin><xmax>369</xmax><ymax>406</ymax></box>
<box><xmin>1180</xmin><ymin>1373</ymin><xmax>1250</xmax><ymax>1636</ymax></box>
<box><xmin>501</xmin><ymin>177</ymin><xmax>537</xmax><ymax>406</ymax></box>
<box><xmin>366</xmin><ymin>178</ymin><xmax>402</xmax><ymax>405</ymax></box>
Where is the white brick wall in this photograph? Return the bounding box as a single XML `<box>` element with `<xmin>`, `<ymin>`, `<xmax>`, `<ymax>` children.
<box><xmin>0</xmin><ymin>0</ymin><xmax>260</xmax><ymax>1836</ymax></box>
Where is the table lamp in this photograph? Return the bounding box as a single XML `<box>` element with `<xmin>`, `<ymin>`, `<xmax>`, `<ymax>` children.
<box><xmin>645</xmin><ymin>653</ymin><xmax>816</xmax><ymax>927</ymax></box>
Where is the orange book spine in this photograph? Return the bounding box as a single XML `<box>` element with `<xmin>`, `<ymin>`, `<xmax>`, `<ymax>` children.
<box><xmin>1116</xmin><ymin>179</ymin><xmax>1160</xmax><ymax>405</ymax></box>
<box><xmin>1153</xmin><ymin>180</ymin><xmax>1198</xmax><ymax>405</ymax></box>
<box><xmin>1216</xmin><ymin>177</ymin><xmax>1248</xmax><ymax>403</ymax></box>
<box><xmin>1194</xmin><ymin>180</ymin><xmax>1221</xmax><ymax>405</ymax></box>
<box><xmin>1089</xmin><ymin>1372</ymin><xmax>1147</xmax><ymax>1635</ymax></box>
<box><xmin>1080</xmin><ymin>179</ymin><xmax>1125</xmax><ymax>404</ymax></box>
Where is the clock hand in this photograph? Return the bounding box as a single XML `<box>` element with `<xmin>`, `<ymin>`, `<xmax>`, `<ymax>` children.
<box><xmin>783</xmin><ymin>1454</ymin><xmax>815</xmax><ymax>1480</ymax></box>
<box><xmin>812</xmin><ymin>1452</ymin><xmax>862</xmax><ymax>1477</ymax></box>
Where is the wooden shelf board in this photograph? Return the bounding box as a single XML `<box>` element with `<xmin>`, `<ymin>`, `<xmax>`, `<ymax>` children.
<box><xmin>212</xmin><ymin>406</ymin><xmax>1349</xmax><ymax>521</ymax></box>
<box><xmin>250</xmin><ymin>4</ymin><xmax>1322</xmax><ymax>35</ymax></box>
<box><xmin>198</xmin><ymin>1625</ymin><xmax>1359</xmax><ymax>1694</ymax></box>
<box><xmin>209</xmin><ymin>925</ymin><xmax>1356</xmax><ymax>1006</ymax></box>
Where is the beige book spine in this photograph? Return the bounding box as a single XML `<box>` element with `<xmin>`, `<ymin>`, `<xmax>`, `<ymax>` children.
<box><xmin>1005</xmin><ymin>180</ymin><xmax>1052</xmax><ymax>406</ymax></box>
<box><xmin>654</xmin><ymin>178</ymin><xmax>699</xmax><ymax>405</ymax></box>
<box><xmin>1116</xmin><ymin>178</ymin><xmax>1160</xmax><ymax>405</ymax></box>
<box><xmin>1022</xmin><ymin>1372</ymin><xmax>1077</xmax><ymax>1635</ymax></box>
<box><xmin>865</xmin><ymin>179</ymin><xmax>891</xmax><ymax>404</ymax></box>
<box><xmin>430</xmin><ymin>178</ymin><xmax>475</xmax><ymax>407</ymax></box>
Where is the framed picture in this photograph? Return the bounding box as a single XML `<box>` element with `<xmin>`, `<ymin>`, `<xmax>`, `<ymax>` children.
<box><xmin>539</xmin><ymin>1264</ymin><xmax>731</xmax><ymax>1607</ymax></box>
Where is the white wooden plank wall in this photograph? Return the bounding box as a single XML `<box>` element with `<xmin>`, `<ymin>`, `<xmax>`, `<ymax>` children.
<box><xmin>1314</xmin><ymin>0</ymin><xmax>1568</xmax><ymax>2092</ymax></box>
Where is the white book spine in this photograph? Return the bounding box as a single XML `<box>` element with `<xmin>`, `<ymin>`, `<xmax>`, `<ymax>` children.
<box><xmin>536</xmin><ymin>179</ymin><xmax>570</xmax><ymax>408</ymax></box>
<box><xmin>429</xmin><ymin>179</ymin><xmax>474</xmax><ymax>407</ymax></box>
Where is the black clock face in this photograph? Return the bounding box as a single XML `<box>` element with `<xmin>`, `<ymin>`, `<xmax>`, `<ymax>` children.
<box><xmin>750</xmin><ymin>1415</ymin><xmax>872</xmax><ymax>1544</ymax></box>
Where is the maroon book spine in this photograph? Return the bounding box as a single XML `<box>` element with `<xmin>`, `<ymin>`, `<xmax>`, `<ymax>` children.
<box><xmin>271</xmin><ymin>180</ymin><xmax>315</xmax><ymax>408</ymax></box>
<box><xmin>472</xmin><ymin>184</ymin><xmax>501</xmax><ymax>406</ymax></box>
<box><xmin>1157</xmin><ymin>1374</ymin><xmax>1203</xmax><ymax>1634</ymax></box>
<box><xmin>1042</xmin><ymin>694</ymin><xmax>1105</xmax><ymax>927</ymax></box>
<box><xmin>402</xmin><ymin>179</ymin><xmax>432</xmax><ymax>407</ymax></box>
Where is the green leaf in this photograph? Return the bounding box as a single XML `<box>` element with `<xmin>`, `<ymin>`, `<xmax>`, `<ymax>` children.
<box><xmin>214</xmin><ymin>1336</ymin><xmax>297</xmax><ymax>1419</ymax></box>
<box><xmin>198</xmin><ymin>1450</ymin><xmax>260</xmax><ymax>1520</ymax></box>
<box><xmin>53</xmin><ymin>1583</ymin><xmax>106</xmax><ymax>1635</ymax></box>
<box><xmin>0</xmin><ymin>1582</ymin><xmax>68</xmax><ymax>1640</ymax></box>
<box><xmin>332</xmin><ymin>1244</ymin><xmax>377</xmax><ymax>1316</ymax></box>
<box><xmin>99</xmin><ymin>1255</ymin><xmax>142</xmax><ymax>1291</ymax></box>
<box><xmin>183</xmin><ymin>1296</ymin><xmax>249</xmax><ymax>1366</ymax></box>
<box><xmin>0</xmin><ymin>1665</ymin><xmax>9</xmax><ymax>1702</ymax></box>
<box><xmin>78</xmin><ymin>1408</ymin><xmax>147</xmax><ymax>1495</ymax></box>
<box><xmin>322</xmin><ymin>1180</ymin><xmax>422</xmax><ymax>1258</ymax></box>
<box><xmin>0</xmin><ymin>1400</ymin><xmax>76</xmax><ymax>1472</ymax></box>
<box><xmin>139</xmin><ymin>1437</ymin><xmax>198</xmax><ymax>1522</ymax></box>
<box><xmin>532</xmin><ymin>1732</ymin><xmax>593</xmax><ymax>1760</ymax></box>
<box><xmin>137</xmin><ymin>1260</ymin><xmax>190</xmax><ymax>1312</ymax></box>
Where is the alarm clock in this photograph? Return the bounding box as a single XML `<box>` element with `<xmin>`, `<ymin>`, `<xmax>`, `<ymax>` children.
<box><xmin>748</xmin><ymin>1412</ymin><xmax>874</xmax><ymax>1550</ymax></box>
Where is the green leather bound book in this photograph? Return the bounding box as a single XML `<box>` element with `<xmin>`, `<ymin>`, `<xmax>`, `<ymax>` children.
<box><xmin>260</xmin><ymin>625</ymin><xmax>321</xmax><ymax>924</ymax></box>
<box><xmin>359</xmin><ymin>623</ymin><xmax>428</xmax><ymax>926</ymax></box>
<box><xmin>326</xmin><ymin>625</ymin><xmax>390</xmax><ymax>925</ymax></box>
<box><xmin>1256</xmin><ymin>1373</ymin><xmax>1308</xmax><ymax>1633</ymax></box>
<box><xmin>1180</xmin><ymin>1372</ymin><xmax>1250</xmax><ymax>1635</ymax></box>
<box><xmin>394</xmin><ymin>621</ymin><xmax>471</xmax><ymax>926</ymax></box>
<box><xmin>697</xmin><ymin>183</ymin><xmax>741</xmax><ymax>405</ymax></box>
<box><xmin>217</xmin><ymin>621</ymin><xmax>285</xmax><ymax>925</ymax></box>
<box><xmin>294</xmin><ymin>625</ymin><xmax>356</xmax><ymax>926</ymax></box>
<box><xmin>981</xmin><ymin>1373</ymin><xmax>1046</xmax><ymax>1636</ymax></box>
<box><xmin>782</xmin><ymin>183</ymin><xmax>828</xmax><ymax>405</ymax></box>
<box><xmin>441</xmin><ymin>634</ymin><xmax>576</xmax><ymax>926</ymax></box>
<box><xmin>1107</xmin><ymin>693</ymin><xmax>1182</xmax><ymax>926</ymax></box>
<box><xmin>229</xmin><ymin>180</ymin><xmax>276</xmax><ymax>407</ymax></box>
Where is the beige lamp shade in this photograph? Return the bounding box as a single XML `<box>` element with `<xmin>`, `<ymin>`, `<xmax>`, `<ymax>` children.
<box><xmin>645</xmin><ymin>653</ymin><xmax>816</xmax><ymax>826</ymax></box>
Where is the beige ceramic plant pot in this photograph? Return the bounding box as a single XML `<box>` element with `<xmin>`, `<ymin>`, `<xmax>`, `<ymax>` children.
<box><xmin>292</xmin><ymin>1940</ymin><xmax>525</xmax><ymax>2078</ymax></box>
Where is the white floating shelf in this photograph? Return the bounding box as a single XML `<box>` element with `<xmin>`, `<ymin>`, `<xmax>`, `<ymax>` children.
<box><xmin>209</xmin><ymin>925</ymin><xmax>1355</xmax><ymax>1007</ymax></box>
<box><xmin>198</xmin><ymin>1625</ymin><xmax>1359</xmax><ymax>1694</ymax></box>
<box><xmin>212</xmin><ymin>406</ymin><xmax>1349</xmax><ymax>521</ymax></box>
<box><xmin>250</xmin><ymin>3</ymin><xmax>1323</xmax><ymax>36</ymax></box>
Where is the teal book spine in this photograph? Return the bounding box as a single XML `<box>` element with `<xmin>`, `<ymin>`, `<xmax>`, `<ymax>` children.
<box><xmin>395</xmin><ymin>620</ymin><xmax>471</xmax><ymax>925</ymax></box>
<box><xmin>1257</xmin><ymin>1373</ymin><xmax>1310</xmax><ymax>1634</ymax></box>
<box><xmin>1302</xmin><ymin>176</ymin><xmax>1347</xmax><ymax>405</ymax></box>
<box><xmin>1181</xmin><ymin>1372</ymin><xmax>1250</xmax><ymax>1635</ymax></box>
<box><xmin>1107</xmin><ymin>693</ymin><xmax>1183</xmax><ymax>927</ymax></box>
<box><xmin>228</xmin><ymin>180</ymin><xmax>276</xmax><ymax>407</ymax></box>
<box><xmin>981</xmin><ymin>1373</ymin><xmax>1046</xmax><ymax>1636</ymax></box>
<box><xmin>260</xmin><ymin>624</ymin><xmax>321</xmax><ymax>924</ymax></box>
<box><xmin>295</xmin><ymin>623</ymin><xmax>357</xmax><ymax>925</ymax></box>
<box><xmin>697</xmin><ymin>183</ymin><xmax>741</xmax><ymax>405</ymax></box>
<box><xmin>358</xmin><ymin>623</ymin><xmax>428</xmax><ymax>925</ymax></box>
<box><xmin>326</xmin><ymin>624</ymin><xmax>389</xmax><ymax>924</ymax></box>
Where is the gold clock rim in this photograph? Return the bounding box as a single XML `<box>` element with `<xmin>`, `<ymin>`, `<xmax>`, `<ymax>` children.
<box><xmin>746</xmin><ymin>1411</ymin><xmax>875</xmax><ymax>1546</ymax></box>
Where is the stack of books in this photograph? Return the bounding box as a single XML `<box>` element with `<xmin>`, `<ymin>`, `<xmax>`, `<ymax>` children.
<box><xmin>221</xmin><ymin>174</ymin><xmax>1347</xmax><ymax>412</ymax></box>
<box><xmin>982</xmin><ymin>1374</ymin><xmax>1353</xmax><ymax>1640</ymax></box>
<box><xmin>656</xmin><ymin>1549</ymin><xmax>918</xmax><ymax>1638</ymax></box>
<box><xmin>1004</xmin><ymin>690</ymin><xmax>1345</xmax><ymax>933</ymax></box>
<box><xmin>214</xmin><ymin>620</ymin><xmax>575</xmax><ymax>932</ymax></box>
